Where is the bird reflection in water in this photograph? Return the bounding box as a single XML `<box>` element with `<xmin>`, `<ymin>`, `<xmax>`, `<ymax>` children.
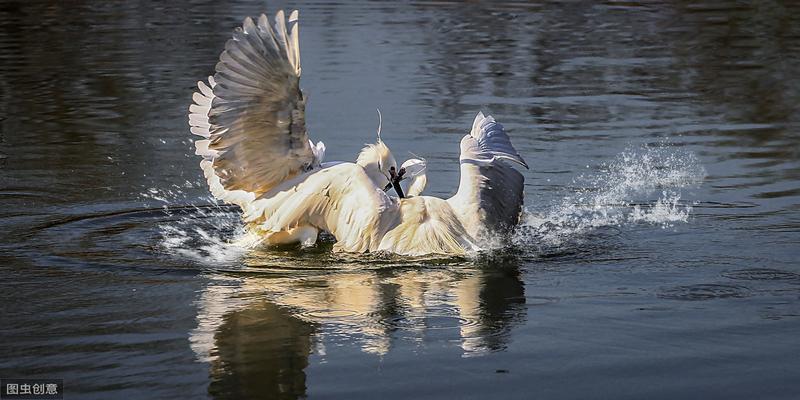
<box><xmin>190</xmin><ymin>261</ymin><xmax>525</xmax><ymax>398</ymax></box>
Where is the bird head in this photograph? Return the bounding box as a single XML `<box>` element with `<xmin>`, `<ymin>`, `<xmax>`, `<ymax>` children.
<box><xmin>398</xmin><ymin>157</ymin><xmax>427</xmax><ymax>197</ymax></box>
<box><xmin>355</xmin><ymin>108</ymin><xmax>408</xmax><ymax>198</ymax></box>
<box><xmin>356</xmin><ymin>140</ymin><xmax>399</xmax><ymax>195</ymax></box>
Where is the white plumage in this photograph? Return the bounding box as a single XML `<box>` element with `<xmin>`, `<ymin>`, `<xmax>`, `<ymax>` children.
<box><xmin>189</xmin><ymin>10</ymin><xmax>528</xmax><ymax>256</ymax></box>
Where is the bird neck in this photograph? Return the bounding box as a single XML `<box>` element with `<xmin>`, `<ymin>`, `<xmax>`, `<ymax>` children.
<box><xmin>402</xmin><ymin>174</ymin><xmax>427</xmax><ymax>197</ymax></box>
<box><xmin>361</xmin><ymin>162</ymin><xmax>388</xmax><ymax>189</ymax></box>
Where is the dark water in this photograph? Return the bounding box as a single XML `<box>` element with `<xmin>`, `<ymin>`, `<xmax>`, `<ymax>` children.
<box><xmin>2</xmin><ymin>1</ymin><xmax>799</xmax><ymax>399</ymax></box>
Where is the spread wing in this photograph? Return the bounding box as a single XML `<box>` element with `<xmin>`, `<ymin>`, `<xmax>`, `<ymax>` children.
<box><xmin>448</xmin><ymin>112</ymin><xmax>527</xmax><ymax>239</ymax></box>
<box><xmin>243</xmin><ymin>163</ymin><xmax>399</xmax><ymax>252</ymax></box>
<box><xmin>190</xmin><ymin>10</ymin><xmax>324</xmax><ymax>209</ymax></box>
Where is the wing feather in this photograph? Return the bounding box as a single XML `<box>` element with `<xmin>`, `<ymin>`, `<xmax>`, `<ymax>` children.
<box><xmin>462</xmin><ymin>112</ymin><xmax>528</xmax><ymax>168</ymax></box>
<box><xmin>448</xmin><ymin>112</ymin><xmax>527</xmax><ymax>240</ymax></box>
<box><xmin>245</xmin><ymin>163</ymin><xmax>399</xmax><ymax>252</ymax></box>
<box><xmin>188</xmin><ymin>10</ymin><xmax>321</xmax><ymax>207</ymax></box>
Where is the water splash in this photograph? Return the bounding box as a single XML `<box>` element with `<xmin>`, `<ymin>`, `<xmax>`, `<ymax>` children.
<box><xmin>518</xmin><ymin>144</ymin><xmax>706</xmax><ymax>247</ymax></box>
<box><xmin>149</xmin><ymin>145</ymin><xmax>705</xmax><ymax>264</ymax></box>
<box><xmin>160</xmin><ymin>216</ymin><xmax>246</xmax><ymax>266</ymax></box>
<box><xmin>137</xmin><ymin>182</ymin><xmax>248</xmax><ymax>266</ymax></box>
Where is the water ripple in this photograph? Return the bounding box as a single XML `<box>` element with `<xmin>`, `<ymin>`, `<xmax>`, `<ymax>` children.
<box><xmin>722</xmin><ymin>268</ymin><xmax>800</xmax><ymax>282</ymax></box>
<box><xmin>658</xmin><ymin>284</ymin><xmax>751</xmax><ymax>301</ymax></box>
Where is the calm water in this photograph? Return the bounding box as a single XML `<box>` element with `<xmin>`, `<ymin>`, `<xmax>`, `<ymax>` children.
<box><xmin>2</xmin><ymin>1</ymin><xmax>799</xmax><ymax>399</ymax></box>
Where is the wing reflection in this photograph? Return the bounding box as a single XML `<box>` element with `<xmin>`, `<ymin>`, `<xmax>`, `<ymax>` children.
<box><xmin>190</xmin><ymin>263</ymin><xmax>525</xmax><ymax>398</ymax></box>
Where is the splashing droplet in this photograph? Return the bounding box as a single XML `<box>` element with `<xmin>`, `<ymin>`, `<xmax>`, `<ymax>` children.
<box><xmin>515</xmin><ymin>144</ymin><xmax>706</xmax><ymax>248</ymax></box>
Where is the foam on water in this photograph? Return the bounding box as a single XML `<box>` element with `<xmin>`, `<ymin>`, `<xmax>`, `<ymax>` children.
<box><xmin>518</xmin><ymin>144</ymin><xmax>706</xmax><ymax>247</ymax></box>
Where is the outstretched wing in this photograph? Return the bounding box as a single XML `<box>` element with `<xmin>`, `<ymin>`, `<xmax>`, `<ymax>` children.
<box><xmin>190</xmin><ymin>10</ymin><xmax>323</xmax><ymax>209</ymax></box>
<box><xmin>244</xmin><ymin>163</ymin><xmax>399</xmax><ymax>253</ymax></box>
<box><xmin>448</xmin><ymin>112</ymin><xmax>527</xmax><ymax>240</ymax></box>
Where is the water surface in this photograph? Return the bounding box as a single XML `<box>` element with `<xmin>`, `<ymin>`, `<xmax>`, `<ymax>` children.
<box><xmin>1</xmin><ymin>1</ymin><xmax>799</xmax><ymax>399</ymax></box>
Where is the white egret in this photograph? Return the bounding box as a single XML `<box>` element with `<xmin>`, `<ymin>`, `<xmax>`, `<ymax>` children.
<box><xmin>189</xmin><ymin>10</ymin><xmax>528</xmax><ymax>256</ymax></box>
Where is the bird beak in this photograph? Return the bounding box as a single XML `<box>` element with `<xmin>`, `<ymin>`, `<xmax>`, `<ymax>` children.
<box><xmin>392</xmin><ymin>179</ymin><xmax>405</xmax><ymax>199</ymax></box>
<box><xmin>385</xmin><ymin>167</ymin><xmax>406</xmax><ymax>198</ymax></box>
